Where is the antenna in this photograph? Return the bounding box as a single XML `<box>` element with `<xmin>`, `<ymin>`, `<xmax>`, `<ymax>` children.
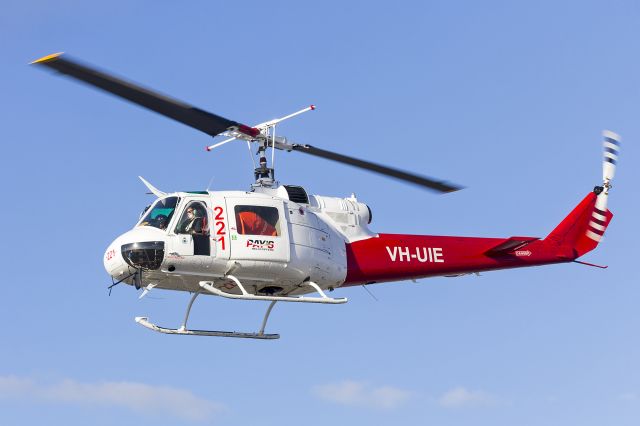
<box><xmin>206</xmin><ymin>175</ymin><xmax>215</xmax><ymax>192</ymax></box>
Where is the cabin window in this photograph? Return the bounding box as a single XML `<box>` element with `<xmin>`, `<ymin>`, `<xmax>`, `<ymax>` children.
<box><xmin>138</xmin><ymin>196</ymin><xmax>179</xmax><ymax>230</ymax></box>
<box><xmin>175</xmin><ymin>201</ymin><xmax>209</xmax><ymax>235</ymax></box>
<box><xmin>234</xmin><ymin>205</ymin><xmax>280</xmax><ymax>236</ymax></box>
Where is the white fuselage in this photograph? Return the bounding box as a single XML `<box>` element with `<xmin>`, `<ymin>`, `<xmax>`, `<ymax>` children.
<box><xmin>104</xmin><ymin>186</ymin><xmax>375</xmax><ymax>297</ymax></box>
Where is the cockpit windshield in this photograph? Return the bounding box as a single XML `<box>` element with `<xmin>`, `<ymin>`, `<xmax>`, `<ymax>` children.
<box><xmin>138</xmin><ymin>196</ymin><xmax>179</xmax><ymax>230</ymax></box>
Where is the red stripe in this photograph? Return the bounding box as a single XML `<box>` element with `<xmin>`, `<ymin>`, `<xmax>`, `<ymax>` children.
<box><xmin>237</xmin><ymin>124</ymin><xmax>260</xmax><ymax>137</ymax></box>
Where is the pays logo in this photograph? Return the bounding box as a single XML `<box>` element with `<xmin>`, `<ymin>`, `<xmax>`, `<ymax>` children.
<box><xmin>515</xmin><ymin>250</ymin><xmax>532</xmax><ymax>257</ymax></box>
<box><xmin>247</xmin><ymin>239</ymin><xmax>275</xmax><ymax>251</ymax></box>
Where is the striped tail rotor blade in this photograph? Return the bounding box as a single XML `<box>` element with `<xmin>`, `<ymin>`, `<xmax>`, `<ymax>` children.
<box><xmin>602</xmin><ymin>130</ymin><xmax>621</xmax><ymax>182</ymax></box>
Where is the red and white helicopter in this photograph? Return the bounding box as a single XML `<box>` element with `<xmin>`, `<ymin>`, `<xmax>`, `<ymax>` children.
<box><xmin>33</xmin><ymin>53</ymin><xmax>621</xmax><ymax>339</ymax></box>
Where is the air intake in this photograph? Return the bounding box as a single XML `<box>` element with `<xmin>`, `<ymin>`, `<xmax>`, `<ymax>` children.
<box><xmin>284</xmin><ymin>185</ymin><xmax>309</xmax><ymax>204</ymax></box>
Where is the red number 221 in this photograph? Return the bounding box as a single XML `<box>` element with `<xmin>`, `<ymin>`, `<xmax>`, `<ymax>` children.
<box><xmin>213</xmin><ymin>206</ymin><xmax>226</xmax><ymax>250</ymax></box>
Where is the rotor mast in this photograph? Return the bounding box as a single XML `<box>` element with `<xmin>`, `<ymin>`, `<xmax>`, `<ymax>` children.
<box><xmin>206</xmin><ymin>105</ymin><xmax>316</xmax><ymax>188</ymax></box>
<box><xmin>254</xmin><ymin>138</ymin><xmax>274</xmax><ymax>187</ymax></box>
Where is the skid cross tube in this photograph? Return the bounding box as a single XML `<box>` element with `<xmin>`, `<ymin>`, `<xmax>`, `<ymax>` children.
<box><xmin>133</xmin><ymin>288</ymin><xmax>280</xmax><ymax>339</ymax></box>
<box><xmin>199</xmin><ymin>276</ymin><xmax>348</xmax><ymax>304</ymax></box>
<box><xmin>179</xmin><ymin>290</ymin><xmax>201</xmax><ymax>331</ymax></box>
<box><xmin>259</xmin><ymin>301</ymin><xmax>278</xmax><ymax>336</ymax></box>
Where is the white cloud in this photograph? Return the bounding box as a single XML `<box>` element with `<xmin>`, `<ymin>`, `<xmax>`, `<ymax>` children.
<box><xmin>312</xmin><ymin>380</ymin><xmax>411</xmax><ymax>409</ymax></box>
<box><xmin>0</xmin><ymin>376</ymin><xmax>34</xmax><ymax>397</ymax></box>
<box><xmin>0</xmin><ymin>375</ymin><xmax>223</xmax><ymax>422</ymax></box>
<box><xmin>437</xmin><ymin>387</ymin><xmax>498</xmax><ymax>408</ymax></box>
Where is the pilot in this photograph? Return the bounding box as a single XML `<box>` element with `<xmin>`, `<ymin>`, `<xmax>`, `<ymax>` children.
<box><xmin>179</xmin><ymin>206</ymin><xmax>205</xmax><ymax>234</ymax></box>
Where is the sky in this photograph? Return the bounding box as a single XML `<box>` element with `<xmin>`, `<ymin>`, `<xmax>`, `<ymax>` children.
<box><xmin>1</xmin><ymin>1</ymin><xmax>639</xmax><ymax>425</ymax></box>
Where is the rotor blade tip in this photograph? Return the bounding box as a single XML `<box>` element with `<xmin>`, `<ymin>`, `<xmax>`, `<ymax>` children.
<box><xmin>310</xmin><ymin>104</ymin><xmax>316</xmax><ymax>110</ymax></box>
<box><xmin>30</xmin><ymin>52</ymin><xmax>64</xmax><ymax>65</ymax></box>
<box><xmin>445</xmin><ymin>185</ymin><xmax>464</xmax><ymax>193</ymax></box>
<box><xmin>438</xmin><ymin>184</ymin><xmax>463</xmax><ymax>194</ymax></box>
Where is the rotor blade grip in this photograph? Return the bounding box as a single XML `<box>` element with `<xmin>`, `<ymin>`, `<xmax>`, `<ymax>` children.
<box><xmin>292</xmin><ymin>145</ymin><xmax>462</xmax><ymax>193</ymax></box>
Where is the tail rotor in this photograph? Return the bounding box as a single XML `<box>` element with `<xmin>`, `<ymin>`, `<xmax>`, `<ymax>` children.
<box><xmin>602</xmin><ymin>130</ymin><xmax>621</xmax><ymax>191</ymax></box>
<box><xmin>587</xmin><ymin>130</ymin><xmax>621</xmax><ymax>247</ymax></box>
<box><xmin>546</xmin><ymin>130</ymin><xmax>621</xmax><ymax>256</ymax></box>
<box><xmin>597</xmin><ymin>130</ymin><xmax>621</xmax><ymax>213</ymax></box>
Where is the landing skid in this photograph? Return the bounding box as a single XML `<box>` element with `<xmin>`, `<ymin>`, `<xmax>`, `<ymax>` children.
<box><xmin>135</xmin><ymin>288</ymin><xmax>281</xmax><ymax>339</ymax></box>
<box><xmin>134</xmin><ymin>277</ymin><xmax>346</xmax><ymax>339</ymax></box>
<box><xmin>135</xmin><ymin>317</ymin><xmax>279</xmax><ymax>339</ymax></box>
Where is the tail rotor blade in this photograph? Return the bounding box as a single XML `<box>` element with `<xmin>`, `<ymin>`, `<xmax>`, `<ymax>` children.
<box><xmin>602</xmin><ymin>130</ymin><xmax>621</xmax><ymax>182</ymax></box>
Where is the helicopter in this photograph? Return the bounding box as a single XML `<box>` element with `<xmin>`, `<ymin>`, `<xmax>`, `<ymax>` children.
<box><xmin>32</xmin><ymin>53</ymin><xmax>621</xmax><ymax>340</ymax></box>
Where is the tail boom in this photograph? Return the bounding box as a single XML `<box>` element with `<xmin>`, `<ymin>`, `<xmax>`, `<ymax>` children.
<box><xmin>343</xmin><ymin>233</ymin><xmax>567</xmax><ymax>286</ymax></box>
<box><xmin>344</xmin><ymin>191</ymin><xmax>613</xmax><ymax>286</ymax></box>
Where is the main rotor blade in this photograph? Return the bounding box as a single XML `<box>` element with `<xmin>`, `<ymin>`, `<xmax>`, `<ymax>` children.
<box><xmin>31</xmin><ymin>53</ymin><xmax>259</xmax><ymax>138</ymax></box>
<box><xmin>291</xmin><ymin>144</ymin><xmax>462</xmax><ymax>193</ymax></box>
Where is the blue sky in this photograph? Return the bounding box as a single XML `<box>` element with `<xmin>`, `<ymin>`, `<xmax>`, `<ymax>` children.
<box><xmin>1</xmin><ymin>1</ymin><xmax>639</xmax><ymax>425</ymax></box>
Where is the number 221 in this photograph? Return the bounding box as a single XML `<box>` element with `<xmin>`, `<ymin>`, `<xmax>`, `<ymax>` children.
<box><xmin>213</xmin><ymin>206</ymin><xmax>226</xmax><ymax>250</ymax></box>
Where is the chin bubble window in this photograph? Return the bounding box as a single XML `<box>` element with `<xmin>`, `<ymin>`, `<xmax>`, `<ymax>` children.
<box><xmin>234</xmin><ymin>205</ymin><xmax>280</xmax><ymax>236</ymax></box>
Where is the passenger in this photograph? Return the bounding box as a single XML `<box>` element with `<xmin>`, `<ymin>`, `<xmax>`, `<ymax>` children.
<box><xmin>236</xmin><ymin>210</ymin><xmax>277</xmax><ymax>236</ymax></box>
<box><xmin>155</xmin><ymin>214</ymin><xmax>169</xmax><ymax>230</ymax></box>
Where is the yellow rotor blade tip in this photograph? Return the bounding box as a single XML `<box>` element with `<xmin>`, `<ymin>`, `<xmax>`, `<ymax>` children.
<box><xmin>30</xmin><ymin>52</ymin><xmax>64</xmax><ymax>65</ymax></box>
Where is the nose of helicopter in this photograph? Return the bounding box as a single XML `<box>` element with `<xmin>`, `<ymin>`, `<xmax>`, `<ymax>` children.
<box><xmin>103</xmin><ymin>227</ymin><xmax>167</xmax><ymax>279</ymax></box>
<box><xmin>103</xmin><ymin>241</ymin><xmax>128</xmax><ymax>279</ymax></box>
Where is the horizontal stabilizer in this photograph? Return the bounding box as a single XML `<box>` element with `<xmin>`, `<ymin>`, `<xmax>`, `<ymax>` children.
<box><xmin>485</xmin><ymin>236</ymin><xmax>539</xmax><ymax>256</ymax></box>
